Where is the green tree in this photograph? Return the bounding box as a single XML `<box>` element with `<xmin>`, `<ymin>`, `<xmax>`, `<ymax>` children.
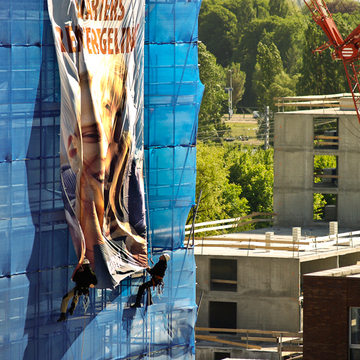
<box><xmin>269</xmin><ymin>0</ymin><xmax>290</xmax><ymax>18</ymax></box>
<box><xmin>297</xmin><ymin>11</ymin><xmax>360</xmax><ymax>96</ymax></box>
<box><xmin>194</xmin><ymin>143</ymin><xmax>275</xmax><ymax>230</ymax></box>
<box><xmin>313</xmin><ymin>155</ymin><xmax>337</xmax><ymax>220</ymax></box>
<box><xmin>253</xmin><ymin>41</ymin><xmax>284</xmax><ymax>107</ymax></box>
<box><xmin>261</xmin><ymin>70</ymin><xmax>298</xmax><ymax>112</ymax></box>
<box><xmin>269</xmin><ymin>72</ymin><xmax>298</xmax><ymax>102</ymax></box>
<box><xmin>296</xmin><ymin>21</ymin><xmax>347</xmax><ymax>96</ymax></box>
<box><xmin>228</xmin><ymin>147</ymin><xmax>274</xmax><ymax>214</ymax></box>
<box><xmin>314</xmin><ymin>155</ymin><xmax>337</xmax><ymax>174</ymax></box>
<box><xmin>327</xmin><ymin>0</ymin><xmax>360</xmax><ymax>14</ymax></box>
<box><xmin>222</xmin><ymin>0</ymin><xmax>257</xmax><ymax>35</ymax></box>
<box><xmin>198</xmin><ymin>43</ymin><xmax>230</xmax><ymax>141</ymax></box>
<box><xmin>198</xmin><ymin>3</ymin><xmax>238</xmax><ymax>67</ymax></box>
<box><xmin>234</xmin><ymin>15</ymin><xmax>304</xmax><ymax>108</ymax></box>
<box><xmin>194</xmin><ymin>143</ymin><xmax>249</xmax><ymax>224</ymax></box>
<box><xmin>225</xmin><ymin>62</ymin><xmax>246</xmax><ymax>112</ymax></box>
<box><xmin>313</xmin><ymin>193</ymin><xmax>326</xmax><ymax>220</ymax></box>
<box><xmin>253</xmin><ymin>0</ymin><xmax>270</xmax><ymax>19</ymax></box>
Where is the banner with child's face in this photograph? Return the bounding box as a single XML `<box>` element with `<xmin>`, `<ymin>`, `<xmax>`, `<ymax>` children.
<box><xmin>48</xmin><ymin>0</ymin><xmax>147</xmax><ymax>288</ymax></box>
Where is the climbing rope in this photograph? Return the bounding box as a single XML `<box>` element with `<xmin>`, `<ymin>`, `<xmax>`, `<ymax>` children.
<box><xmin>156</xmin><ymin>282</ymin><xmax>164</xmax><ymax>299</ymax></box>
<box><xmin>83</xmin><ymin>295</ymin><xmax>90</xmax><ymax>313</ymax></box>
<box><xmin>80</xmin><ymin>295</ymin><xmax>90</xmax><ymax>360</ymax></box>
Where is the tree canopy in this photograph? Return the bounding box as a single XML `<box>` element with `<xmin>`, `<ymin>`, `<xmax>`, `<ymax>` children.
<box><xmin>194</xmin><ymin>143</ymin><xmax>250</xmax><ymax>224</ymax></box>
<box><xmin>194</xmin><ymin>0</ymin><xmax>360</xmax><ymax>231</ymax></box>
<box><xmin>192</xmin><ymin>143</ymin><xmax>274</xmax><ymax>231</ymax></box>
<box><xmin>198</xmin><ymin>43</ymin><xmax>246</xmax><ymax>141</ymax></box>
<box><xmin>198</xmin><ymin>42</ymin><xmax>230</xmax><ymax>141</ymax></box>
<box><xmin>198</xmin><ymin>0</ymin><xmax>360</xmax><ymax>110</ymax></box>
<box><xmin>198</xmin><ymin>3</ymin><xmax>238</xmax><ymax>67</ymax></box>
<box><xmin>326</xmin><ymin>0</ymin><xmax>360</xmax><ymax>14</ymax></box>
<box><xmin>226</xmin><ymin>62</ymin><xmax>246</xmax><ymax>110</ymax></box>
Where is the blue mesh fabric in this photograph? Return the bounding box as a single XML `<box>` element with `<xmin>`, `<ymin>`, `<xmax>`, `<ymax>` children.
<box><xmin>0</xmin><ymin>0</ymin><xmax>202</xmax><ymax>358</ymax></box>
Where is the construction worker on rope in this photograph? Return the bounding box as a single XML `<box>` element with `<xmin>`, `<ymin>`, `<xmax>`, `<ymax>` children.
<box><xmin>131</xmin><ymin>253</ymin><xmax>170</xmax><ymax>308</ymax></box>
<box><xmin>57</xmin><ymin>258</ymin><xmax>98</xmax><ymax>322</ymax></box>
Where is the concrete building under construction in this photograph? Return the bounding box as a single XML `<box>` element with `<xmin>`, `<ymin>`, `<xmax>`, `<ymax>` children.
<box><xmin>194</xmin><ymin>100</ymin><xmax>360</xmax><ymax>360</ymax></box>
<box><xmin>274</xmin><ymin>99</ymin><xmax>360</xmax><ymax>228</ymax></box>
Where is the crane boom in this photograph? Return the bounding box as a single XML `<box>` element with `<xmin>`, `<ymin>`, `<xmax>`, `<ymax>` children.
<box><xmin>304</xmin><ymin>0</ymin><xmax>360</xmax><ymax>124</ymax></box>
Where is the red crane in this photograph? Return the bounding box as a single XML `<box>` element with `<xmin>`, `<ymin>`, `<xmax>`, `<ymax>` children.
<box><xmin>304</xmin><ymin>0</ymin><xmax>360</xmax><ymax>124</ymax></box>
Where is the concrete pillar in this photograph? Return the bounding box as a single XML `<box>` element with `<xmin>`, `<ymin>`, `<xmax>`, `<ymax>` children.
<box><xmin>293</xmin><ymin>227</ymin><xmax>301</xmax><ymax>243</ymax></box>
<box><xmin>329</xmin><ymin>221</ymin><xmax>338</xmax><ymax>235</ymax></box>
<box><xmin>265</xmin><ymin>232</ymin><xmax>274</xmax><ymax>252</ymax></box>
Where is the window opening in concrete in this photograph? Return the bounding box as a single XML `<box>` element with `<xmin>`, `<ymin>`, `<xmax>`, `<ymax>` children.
<box><xmin>350</xmin><ymin>308</ymin><xmax>360</xmax><ymax>359</ymax></box>
<box><xmin>209</xmin><ymin>301</ymin><xmax>236</xmax><ymax>331</ymax></box>
<box><xmin>210</xmin><ymin>259</ymin><xmax>237</xmax><ymax>292</ymax></box>
<box><xmin>313</xmin><ymin>193</ymin><xmax>337</xmax><ymax>221</ymax></box>
<box><xmin>314</xmin><ymin>155</ymin><xmax>338</xmax><ymax>188</ymax></box>
<box><xmin>313</xmin><ymin>117</ymin><xmax>338</xmax><ymax>149</ymax></box>
<box><xmin>214</xmin><ymin>352</ymin><xmax>231</xmax><ymax>360</ymax></box>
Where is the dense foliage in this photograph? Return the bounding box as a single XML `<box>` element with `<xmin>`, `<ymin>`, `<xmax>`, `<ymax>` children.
<box><xmin>194</xmin><ymin>0</ymin><xmax>359</xmax><ymax>230</ymax></box>
<box><xmin>198</xmin><ymin>43</ymin><xmax>229</xmax><ymax>141</ymax></box>
<box><xmin>192</xmin><ymin>143</ymin><xmax>274</xmax><ymax>232</ymax></box>
<box><xmin>198</xmin><ymin>43</ymin><xmax>246</xmax><ymax>140</ymax></box>
<box><xmin>198</xmin><ymin>0</ymin><xmax>360</xmax><ymax>111</ymax></box>
<box><xmin>313</xmin><ymin>155</ymin><xmax>337</xmax><ymax>220</ymax></box>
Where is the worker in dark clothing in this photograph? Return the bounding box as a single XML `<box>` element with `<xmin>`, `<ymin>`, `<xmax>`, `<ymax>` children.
<box><xmin>131</xmin><ymin>253</ymin><xmax>170</xmax><ymax>308</ymax></box>
<box><xmin>57</xmin><ymin>258</ymin><xmax>98</xmax><ymax>322</ymax></box>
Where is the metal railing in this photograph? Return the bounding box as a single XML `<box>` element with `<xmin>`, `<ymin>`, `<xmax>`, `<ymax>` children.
<box><xmin>185</xmin><ymin>220</ymin><xmax>360</xmax><ymax>256</ymax></box>
<box><xmin>195</xmin><ymin>327</ymin><xmax>303</xmax><ymax>359</ymax></box>
<box><xmin>185</xmin><ymin>212</ymin><xmax>275</xmax><ymax>236</ymax></box>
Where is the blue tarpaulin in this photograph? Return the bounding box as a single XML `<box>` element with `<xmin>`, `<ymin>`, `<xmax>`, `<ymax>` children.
<box><xmin>0</xmin><ymin>0</ymin><xmax>203</xmax><ymax>359</ymax></box>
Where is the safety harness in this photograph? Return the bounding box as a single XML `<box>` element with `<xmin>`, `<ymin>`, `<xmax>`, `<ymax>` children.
<box><xmin>152</xmin><ymin>275</ymin><xmax>163</xmax><ymax>289</ymax></box>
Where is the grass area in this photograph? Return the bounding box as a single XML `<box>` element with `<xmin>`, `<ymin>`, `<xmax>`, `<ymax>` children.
<box><xmin>226</xmin><ymin>121</ymin><xmax>259</xmax><ymax>140</ymax></box>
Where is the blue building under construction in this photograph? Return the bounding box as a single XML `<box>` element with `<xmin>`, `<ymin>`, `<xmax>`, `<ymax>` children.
<box><xmin>0</xmin><ymin>0</ymin><xmax>203</xmax><ymax>358</ymax></box>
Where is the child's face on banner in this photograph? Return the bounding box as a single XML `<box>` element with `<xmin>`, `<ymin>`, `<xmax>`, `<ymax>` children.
<box><xmin>70</xmin><ymin>74</ymin><xmax>121</xmax><ymax>191</ymax></box>
<box><xmin>99</xmin><ymin>86</ymin><xmax>121</xmax><ymax>146</ymax></box>
<box><xmin>80</xmin><ymin>79</ymin><xmax>107</xmax><ymax>185</ymax></box>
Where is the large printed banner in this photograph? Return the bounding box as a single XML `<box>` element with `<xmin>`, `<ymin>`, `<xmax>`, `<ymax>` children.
<box><xmin>48</xmin><ymin>0</ymin><xmax>147</xmax><ymax>288</ymax></box>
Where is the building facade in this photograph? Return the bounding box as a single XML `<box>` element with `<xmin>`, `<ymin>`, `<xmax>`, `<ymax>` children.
<box><xmin>274</xmin><ymin>108</ymin><xmax>360</xmax><ymax>228</ymax></box>
<box><xmin>303</xmin><ymin>265</ymin><xmax>360</xmax><ymax>360</ymax></box>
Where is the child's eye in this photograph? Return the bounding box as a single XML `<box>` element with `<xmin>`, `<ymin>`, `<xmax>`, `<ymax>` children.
<box><xmin>83</xmin><ymin>132</ymin><xmax>100</xmax><ymax>143</ymax></box>
<box><xmin>105</xmin><ymin>104</ymin><xmax>111</xmax><ymax>111</ymax></box>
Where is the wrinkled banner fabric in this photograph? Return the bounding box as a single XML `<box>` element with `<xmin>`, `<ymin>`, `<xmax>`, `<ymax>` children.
<box><xmin>47</xmin><ymin>0</ymin><xmax>147</xmax><ymax>288</ymax></box>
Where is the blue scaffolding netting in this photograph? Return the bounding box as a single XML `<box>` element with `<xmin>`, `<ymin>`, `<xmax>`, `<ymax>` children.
<box><xmin>0</xmin><ymin>0</ymin><xmax>204</xmax><ymax>359</ymax></box>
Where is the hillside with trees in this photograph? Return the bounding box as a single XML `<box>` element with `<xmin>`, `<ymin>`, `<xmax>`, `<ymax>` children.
<box><xmin>192</xmin><ymin>0</ymin><xmax>360</xmax><ymax>231</ymax></box>
<box><xmin>199</xmin><ymin>0</ymin><xmax>360</xmax><ymax>111</ymax></box>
